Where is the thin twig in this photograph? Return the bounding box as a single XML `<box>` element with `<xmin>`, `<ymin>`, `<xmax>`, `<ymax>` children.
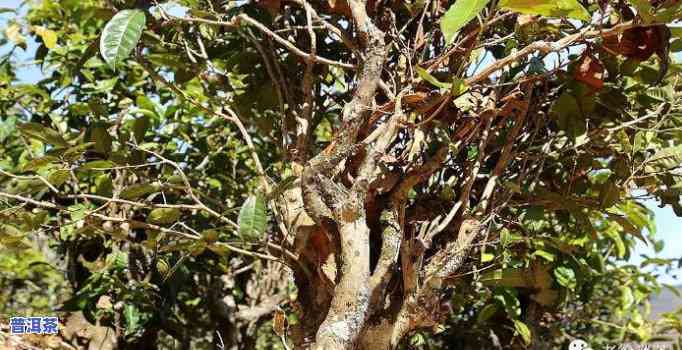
<box><xmin>128</xmin><ymin>143</ymin><xmax>238</xmax><ymax>228</ymax></box>
<box><xmin>0</xmin><ymin>168</ymin><xmax>58</xmax><ymax>194</ymax></box>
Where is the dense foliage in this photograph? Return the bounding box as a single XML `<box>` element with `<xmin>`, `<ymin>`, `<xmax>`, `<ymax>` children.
<box><xmin>1</xmin><ymin>0</ymin><xmax>682</xmax><ymax>349</ymax></box>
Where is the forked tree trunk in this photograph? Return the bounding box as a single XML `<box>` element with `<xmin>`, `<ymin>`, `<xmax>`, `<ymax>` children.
<box><xmin>297</xmin><ymin>0</ymin><xmax>389</xmax><ymax>347</ymax></box>
<box><xmin>283</xmin><ymin>1</ymin><xmax>501</xmax><ymax>348</ymax></box>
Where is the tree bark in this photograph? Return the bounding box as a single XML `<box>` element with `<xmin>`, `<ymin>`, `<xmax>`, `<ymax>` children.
<box><xmin>314</xmin><ymin>214</ymin><xmax>371</xmax><ymax>349</ymax></box>
<box><xmin>302</xmin><ymin>0</ymin><xmax>386</xmax><ymax>348</ymax></box>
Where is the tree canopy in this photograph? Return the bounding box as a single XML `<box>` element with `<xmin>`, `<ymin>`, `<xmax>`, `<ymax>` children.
<box><xmin>1</xmin><ymin>0</ymin><xmax>682</xmax><ymax>349</ymax></box>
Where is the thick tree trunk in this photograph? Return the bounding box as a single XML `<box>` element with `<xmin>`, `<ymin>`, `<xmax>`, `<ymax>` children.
<box><xmin>298</xmin><ymin>0</ymin><xmax>387</xmax><ymax>348</ymax></box>
<box><xmin>358</xmin><ymin>310</ymin><xmax>413</xmax><ymax>350</ymax></box>
<box><xmin>314</xmin><ymin>217</ymin><xmax>371</xmax><ymax>349</ymax></box>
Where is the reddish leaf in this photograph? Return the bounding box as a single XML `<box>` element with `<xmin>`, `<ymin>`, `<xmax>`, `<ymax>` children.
<box><xmin>255</xmin><ymin>0</ymin><xmax>281</xmax><ymax>16</ymax></box>
<box><xmin>574</xmin><ymin>53</ymin><xmax>605</xmax><ymax>90</ymax></box>
<box><xmin>273</xmin><ymin>309</ymin><xmax>285</xmax><ymax>337</ymax></box>
<box><xmin>602</xmin><ymin>32</ymin><xmax>621</xmax><ymax>55</ymax></box>
<box><xmin>602</xmin><ymin>24</ymin><xmax>671</xmax><ymax>82</ymax></box>
<box><xmin>327</xmin><ymin>0</ymin><xmax>352</xmax><ymax>16</ymax></box>
<box><xmin>618</xmin><ymin>25</ymin><xmax>669</xmax><ymax>61</ymax></box>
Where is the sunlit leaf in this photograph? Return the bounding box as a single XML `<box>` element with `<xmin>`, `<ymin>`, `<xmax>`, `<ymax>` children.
<box><xmin>532</xmin><ymin>249</ymin><xmax>555</xmax><ymax>262</ymax></box>
<box><xmin>416</xmin><ymin>66</ymin><xmax>451</xmax><ymax>89</ymax></box>
<box><xmin>5</xmin><ymin>23</ymin><xmax>26</xmax><ymax>49</ymax></box>
<box><xmin>440</xmin><ymin>0</ymin><xmax>491</xmax><ymax>44</ymax></box>
<box><xmin>648</xmin><ymin>145</ymin><xmax>682</xmax><ymax>169</ymax></box>
<box><xmin>79</xmin><ymin>160</ymin><xmax>115</xmax><ymax>170</ymax></box>
<box><xmin>124</xmin><ymin>304</ymin><xmax>141</xmax><ymax>336</ymax></box>
<box><xmin>17</xmin><ymin>123</ymin><xmax>69</xmax><ymax>148</ymax></box>
<box><xmin>47</xmin><ymin>169</ymin><xmax>70</xmax><ymax>187</ymax></box>
<box><xmin>100</xmin><ymin>9</ymin><xmax>146</xmax><ymax>69</ymax></box>
<box><xmin>33</xmin><ymin>26</ymin><xmax>58</xmax><ymax>49</ymax></box>
<box><xmin>237</xmin><ymin>194</ymin><xmax>268</xmax><ymax>240</ymax></box>
<box><xmin>481</xmin><ymin>250</ymin><xmax>495</xmax><ymax>262</ymax></box>
<box><xmin>499</xmin><ymin>0</ymin><xmax>590</xmax><ymax>20</ymax></box>
<box><xmin>512</xmin><ymin>320</ymin><xmax>532</xmax><ymax>346</ymax></box>
<box><xmin>630</xmin><ymin>0</ymin><xmax>655</xmax><ymax>23</ymax></box>
<box><xmin>148</xmin><ymin>208</ymin><xmax>181</xmax><ymax>225</ymax></box>
<box><xmin>451</xmin><ymin>79</ymin><xmax>469</xmax><ymax>96</ymax></box>
<box><xmin>553</xmin><ymin>266</ymin><xmax>576</xmax><ymax>290</ymax></box>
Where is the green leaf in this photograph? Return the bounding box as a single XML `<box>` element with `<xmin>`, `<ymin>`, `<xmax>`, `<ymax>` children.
<box><xmin>655</xmin><ymin>2</ymin><xmax>682</xmax><ymax>22</ymax></box>
<box><xmin>61</xmin><ymin>143</ymin><xmax>96</xmax><ymax>162</ymax></box>
<box><xmin>120</xmin><ymin>183</ymin><xmax>159</xmax><ymax>200</ymax></box>
<box><xmin>416</xmin><ymin>67</ymin><xmax>451</xmax><ymax>89</ymax></box>
<box><xmin>237</xmin><ymin>194</ymin><xmax>268</xmax><ymax>240</ymax></box>
<box><xmin>68</xmin><ymin>203</ymin><xmax>90</xmax><ymax>221</ymax></box>
<box><xmin>500</xmin><ymin>228</ymin><xmax>512</xmax><ymax>247</ymax></box>
<box><xmin>606</xmin><ymin>212</ymin><xmax>647</xmax><ymax>243</ymax></box>
<box><xmin>148</xmin><ymin>208</ymin><xmax>181</xmax><ymax>225</ymax></box>
<box><xmin>599</xmin><ymin>181</ymin><xmax>620</xmax><ymax>209</ymax></box>
<box><xmin>90</xmin><ymin>77</ymin><xmax>118</xmax><ymax>92</ymax></box>
<box><xmin>123</xmin><ymin>303</ymin><xmax>141</xmax><ymax>336</ymax></box>
<box><xmin>499</xmin><ymin>0</ymin><xmax>590</xmax><ymax>21</ymax></box>
<box><xmin>33</xmin><ymin>26</ymin><xmax>58</xmax><ymax>49</ymax></box>
<box><xmin>554</xmin><ymin>266</ymin><xmax>576</xmax><ymax>290</ymax></box>
<box><xmin>440</xmin><ymin>0</ymin><xmax>491</xmax><ymax>44</ymax></box>
<box><xmin>136</xmin><ymin>95</ymin><xmax>161</xmax><ymax>119</ymax></box>
<box><xmin>629</xmin><ymin>0</ymin><xmax>655</xmax><ymax>23</ymax></box>
<box><xmin>648</xmin><ymin>145</ymin><xmax>682</xmax><ymax>170</ymax></box>
<box><xmin>481</xmin><ymin>268</ymin><xmax>530</xmax><ymax>287</ymax></box>
<box><xmin>47</xmin><ymin>169</ymin><xmax>70</xmax><ymax>187</ymax></box>
<box><xmin>494</xmin><ymin>288</ymin><xmax>521</xmax><ymax>317</ymax></box>
<box><xmin>22</xmin><ymin>156</ymin><xmax>59</xmax><ymax>171</ymax></box>
<box><xmin>100</xmin><ymin>9</ymin><xmax>146</xmax><ymax>69</ymax></box>
<box><xmin>670</xmin><ymin>39</ymin><xmax>682</xmax><ymax>53</ymax></box>
<box><xmin>619</xmin><ymin>286</ymin><xmax>634</xmax><ymax>310</ymax></box>
<box><xmin>450</xmin><ymin>79</ymin><xmax>469</xmax><ymax>96</ymax></box>
<box><xmin>95</xmin><ymin>174</ymin><xmax>113</xmax><ymax>197</ymax></box>
<box><xmin>532</xmin><ymin>249</ymin><xmax>555</xmax><ymax>262</ymax></box>
<box><xmin>481</xmin><ymin>250</ymin><xmax>495</xmax><ymax>262</ymax></box>
<box><xmin>79</xmin><ymin>160</ymin><xmax>115</xmax><ymax>170</ymax></box>
<box><xmin>90</xmin><ymin>124</ymin><xmax>112</xmax><ymax>154</ymax></box>
<box><xmin>106</xmin><ymin>251</ymin><xmax>129</xmax><ymax>271</ymax></box>
<box><xmin>133</xmin><ymin>115</ymin><xmax>151</xmax><ymax>143</ymax></box>
<box><xmin>477</xmin><ymin>304</ymin><xmax>498</xmax><ymax>323</ymax></box>
<box><xmin>605</xmin><ymin>230</ymin><xmax>627</xmax><ymax>258</ymax></box>
<box><xmin>550</xmin><ymin>91</ymin><xmax>587</xmax><ymax>138</ymax></box>
<box><xmin>512</xmin><ymin>319</ymin><xmax>532</xmax><ymax>346</ymax></box>
<box><xmin>17</xmin><ymin>122</ymin><xmax>69</xmax><ymax>148</ymax></box>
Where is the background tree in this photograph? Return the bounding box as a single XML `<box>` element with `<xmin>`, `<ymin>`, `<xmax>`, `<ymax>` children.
<box><xmin>1</xmin><ymin>0</ymin><xmax>682</xmax><ymax>349</ymax></box>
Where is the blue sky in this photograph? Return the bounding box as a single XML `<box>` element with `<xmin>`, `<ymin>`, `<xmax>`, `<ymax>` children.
<box><xmin>631</xmin><ymin>202</ymin><xmax>682</xmax><ymax>285</ymax></box>
<box><xmin>1</xmin><ymin>0</ymin><xmax>681</xmax><ymax>285</ymax></box>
